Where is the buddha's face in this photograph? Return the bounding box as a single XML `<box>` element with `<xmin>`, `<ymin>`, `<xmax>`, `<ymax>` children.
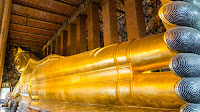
<box><xmin>14</xmin><ymin>52</ymin><xmax>29</xmax><ymax>73</ymax></box>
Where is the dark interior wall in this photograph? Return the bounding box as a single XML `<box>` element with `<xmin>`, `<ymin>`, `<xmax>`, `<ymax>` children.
<box><xmin>143</xmin><ymin>0</ymin><xmax>166</xmax><ymax>35</ymax></box>
<box><xmin>2</xmin><ymin>46</ymin><xmax>20</xmax><ymax>88</ymax></box>
<box><xmin>2</xmin><ymin>46</ymin><xmax>42</xmax><ymax>88</ymax></box>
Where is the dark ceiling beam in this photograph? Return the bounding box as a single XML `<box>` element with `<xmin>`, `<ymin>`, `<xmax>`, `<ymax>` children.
<box><xmin>119</xmin><ymin>0</ymin><xmax>124</xmax><ymax>6</ymax></box>
<box><xmin>12</xmin><ymin>1</ymin><xmax>72</xmax><ymax>17</ymax></box>
<box><xmin>8</xmin><ymin>36</ymin><xmax>46</xmax><ymax>43</ymax></box>
<box><xmin>8</xmin><ymin>43</ymin><xmax>42</xmax><ymax>49</ymax></box>
<box><xmin>9</xmin><ymin>30</ymin><xmax>50</xmax><ymax>41</ymax></box>
<box><xmin>9</xmin><ymin>23</ymin><xmax>55</xmax><ymax>37</ymax></box>
<box><xmin>9</xmin><ymin>30</ymin><xmax>51</xmax><ymax>39</ymax></box>
<box><xmin>11</xmin><ymin>13</ymin><xmax>63</xmax><ymax>25</ymax></box>
<box><xmin>116</xmin><ymin>9</ymin><xmax>125</xmax><ymax>14</ymax></box>
<box><xmin>12</xmin><ymin>4</ymin><xmax>68</xmax><ymax>24</ymax></box>
<box><xmin>43</xmin><ymin>0</ymin><xmax>93</xmax><ymax>50</ymax></box>
<box><xmin>53</xmin><ymin>0</ymin><xmax>80</xmax><ymax>7</ymax></box>
<box><xmin>43</xmin><ymin>0</ymin><xmax>125</xmax><ymax>49</ymax></box>
<box><xmin>10</xmin><ymin>21</ymin><xmax>57</xmax><ymax>32</ymax></box>
<box><xmin>97</xmin><ymin>2</ymin><xmax>125</xmax><ymax>14</ymax></box>
<box><xmin>8</xmin><ymin>39</ymin><xmax>44</xmax><ymax>47</ymax></box>
<box><xmin>10</xmin><ymin>14</ymin><xmax>61</xmax><ymax>31</ymax></box>
<box><xmin>8</xmin><ymin>38</ymin><xmax>44</xmax><ymax>46</ymax></box>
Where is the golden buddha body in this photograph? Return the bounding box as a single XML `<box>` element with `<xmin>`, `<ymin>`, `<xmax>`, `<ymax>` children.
<box><xmin>10</xmin><ymin>0</ymin><xmax>200</xmax><ymax>111</ymax></box>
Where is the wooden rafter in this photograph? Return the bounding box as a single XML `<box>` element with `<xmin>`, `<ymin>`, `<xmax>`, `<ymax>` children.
<box><xmin>10</xmin><ymin>14</ymin><xmax>61</xmax><ymax>31</ymax></box>
<box><xmin>9</xmin><ymin>30</ymin><xmax>50</xmax><ymax>41</ymax></box>
<box><xmin>12</xmin><ymin>0</ymin><xmax>77</xmax><ymax>16</ymax></box>
<box><xmin>53</xmin><ymin>0</ymin><xmax>82</xmax><ymax>7</ymax></box>
<box><xmin>116</xmin><ymin>9</ymin><xmax>125</xmax><ymax>14</ymax></box>
<box><xmin>97</xmin><ymin>1</ymin><xmax>125</xmax><ymax>14</ymax></box>
<box><xmin>8</xmin><ymin>37</ymin><xmax>45</xmax><ymax>46</ymax></box>
<box><xmin>43</xmin><ymin>0</ymin><xmax>93</xmax><ymax>49</ymax></box>
<box><xmin>9</xmin><ymin>23</ymin><xmax>55</xmax><ymax>37</ymax></box>
<box><xmin>12</xmin><ymin>4</ymin><xmax>68</xmax><ymax>24</ymax></box>
<box><xmin>118</xmin><ymin>0</ymin><xmax>124</xmax><ymax>6</ymax></box>
<box><xmin>8</xmin><ymin>43</ymin><xmax>42</xmax><ymax>49</ymax></box>
<box><xmin>8</xmin><ymin>36</ymin><xmax>46</xmax><ymax>42</ymax></box>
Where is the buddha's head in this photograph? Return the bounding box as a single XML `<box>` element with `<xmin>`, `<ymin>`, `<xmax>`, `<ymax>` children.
<box><xmin>14</xmin><ymin>47</ymin><xmax>31</xmax><ymax>73</ymax></box>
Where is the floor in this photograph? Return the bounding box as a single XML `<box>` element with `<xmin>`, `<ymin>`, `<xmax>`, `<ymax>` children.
<box><xmin>0</xmin><ymin>104</ymin><xmax>11</xmax><ymax>112</ymax></box>
<box><xmin>0</xmin><ymin>107</ymin><xmax>10</xmax><ymax>112</ymax></box>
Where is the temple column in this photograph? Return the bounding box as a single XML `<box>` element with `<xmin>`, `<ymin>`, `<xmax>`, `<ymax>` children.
<box><xmin>87</xmin><ymin>3</ymin><xmax>100</xmax><ymax>50</ymax></box>
<box><xmin>67</xmin><ymin>24</ymin><xmax>76</xmax><ymax>56</ymax></box>
<box><xmin>0</xmin><ymin>0</ymin><xmax>12</xmax><ymax>86</ymax></box>
<box><xmin>76</xmin><ymin>15</ymin><xmax>87</xmax><ymax>53</ymax></box>
<box><xmin>102</xmin><ymin>0</ymin><xmax>119</xmax><ymax>46</ymax></box>
<box><xmin>55</xmin><ymin>37</ymin><xmax>61</xmax><ymax>55</ymax></box>
<box><xmin>124</xmin><ymin>0</ymin><xmax>146</xmax><ymax>40</ymax></box>
<box><xmin>52</xmin><ymin>41</ymin><xmax>56</xmax><ymax>54</ymax></box>
<box><xmin>55</xmin><ymin>38</ymin><xmax>58</xmax><ymax>54</ymax></box>
<box><xmin>50</xmin><ymin>43</ymin><xmax>53</xmax><ymax>54</ymax></box>
<box><xmin>45</xmin><ymin>48</ymin><xmax>47</xmax><ymax>56</ymax></box>
<box><xmin>60</xmin><ymin>31</ymin><xmax>68</xmax><ymax>56</ymax></box>
<box><xmin>46</xmin><ymin>46</ymin><xmax>49</xmax><ymax>56</ymax></box>
<box><xmin>42</xmin><ymin>49</ymin><xmax>45</xmax><ymax>57</ymax></box>
<box><xmin>0</xmin><ymin>0</ymin><xmax>5</xmax><ymax>27</ymax></box>
<box><xmin>48</xmin><ymin>46</ymin><xmax>51</xmax><ymax>55</ymax></box>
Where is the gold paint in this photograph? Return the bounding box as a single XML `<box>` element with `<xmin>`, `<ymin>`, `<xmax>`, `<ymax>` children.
<box><xmin>30</xmin><ymin>100</ymin><xmax>179</xmax><ymax>112</ymax></box>
<box><xmin>12</xmin><ymin>32</ymin><xmax>185</xmax><ymax>110</ymax></box>
<box><xmin>11</xmin><ymin>1</ymin><xmax>185</xmax><ymax>110</ymax></box>
<box><xmin>160</xmin><ymin>0</ymin><xmax>172</xmax><ymax>5</ymax></box>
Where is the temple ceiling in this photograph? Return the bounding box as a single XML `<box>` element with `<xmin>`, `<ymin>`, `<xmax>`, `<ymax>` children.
<box><xmin>4</xmin><ymin>0</ymin><xmax>165</xmax><ymax>88</ymax></box>
<box><xmin>7</xmin><ymin>0</ymin><xmax>125</xmax><ymax>52</ymax></box>
<box><xmin>7</xmin><ymin>0</ymin><xmax>82</xmax><ymax>51</ymax></box>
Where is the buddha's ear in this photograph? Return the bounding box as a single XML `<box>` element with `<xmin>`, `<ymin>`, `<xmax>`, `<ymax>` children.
<box><xmin>17</xmin><ymin>47</ymin><xmax>23</xmax><ymax>53</ymax></box>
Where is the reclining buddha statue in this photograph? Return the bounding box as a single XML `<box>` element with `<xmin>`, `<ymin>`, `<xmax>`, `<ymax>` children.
<box><xmin>9</xmin><ymin>0</ymin><xmax>200</xmax><ymax>111</ymax></box>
